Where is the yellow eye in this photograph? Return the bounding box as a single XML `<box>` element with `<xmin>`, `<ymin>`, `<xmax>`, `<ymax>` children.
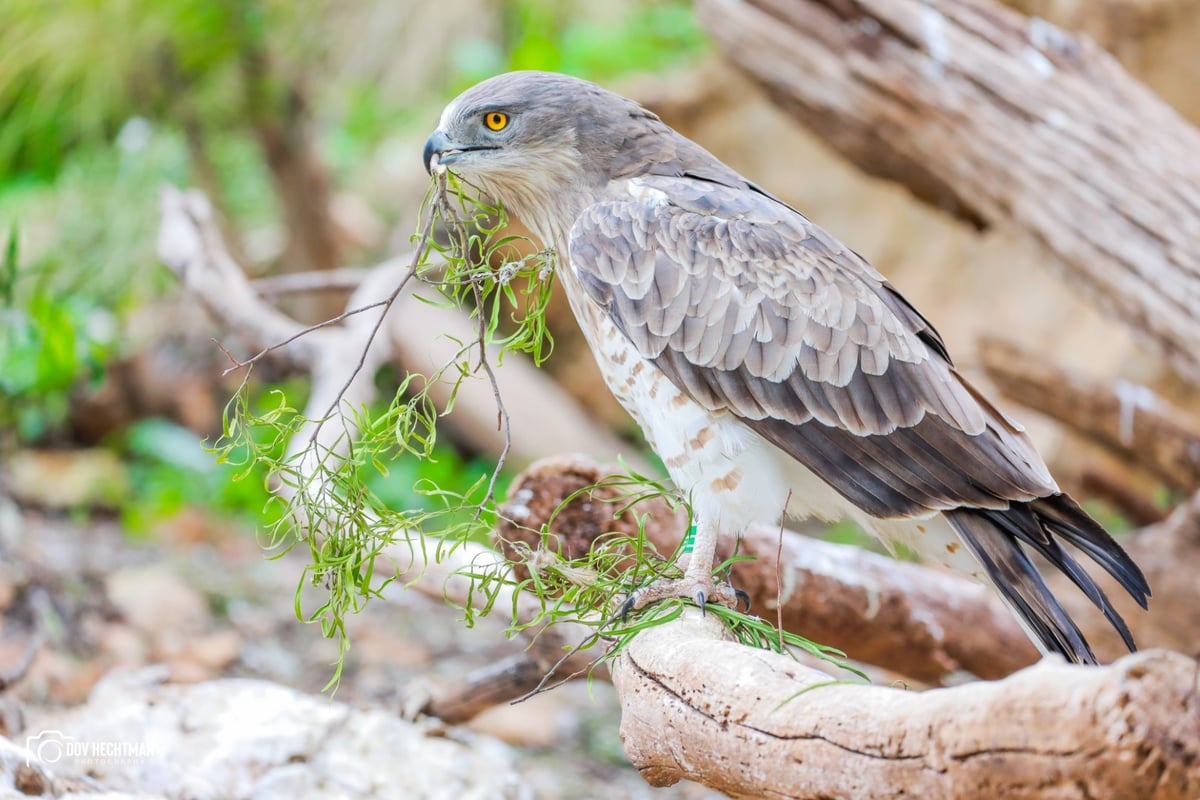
<box><xmin>484</xmin><ymin>111</ymin><xmax>509</xmax><ymax>131</ymax></box>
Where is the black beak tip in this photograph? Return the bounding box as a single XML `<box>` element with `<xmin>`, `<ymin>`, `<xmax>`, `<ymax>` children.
<box><xmin>422</xmin><ymin>135</ymin><xmax>436</xmax><ymax>175</ymax></box>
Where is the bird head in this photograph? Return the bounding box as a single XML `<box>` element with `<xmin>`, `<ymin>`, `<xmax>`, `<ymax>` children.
<box><xmin>422</xmin><ymin>71</ymin><xmax>662</xmax><ymax>238</ymax></box>
<box><xmin>424</xmin><ymin>71</ymin><xmax>625</xmax><ymax>176</ymax></box>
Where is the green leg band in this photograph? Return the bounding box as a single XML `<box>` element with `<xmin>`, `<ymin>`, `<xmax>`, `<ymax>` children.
<box><xmin>682</xmin><ymin>524</ymin><xmax>697</xmax><ymax>554</ymax></box>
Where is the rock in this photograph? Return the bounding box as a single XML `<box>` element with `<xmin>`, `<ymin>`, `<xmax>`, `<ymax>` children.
<box><xmin>11</xmin><ymin>669</ymin><xmax>530</xmax><ymax>799</ymax></box>
<box><xmin>104</xmin><ymin>565</ymin><xmax>210</xmax><ymax>639</ymax></box>
<box><xmin>178</xmin><ymin>630</ymin><xmax>243</xmax><ymax>672</ymax></box>
<box><xmin>5</xmin><ymin>450</ymin><xmax>130</xmax><ymax>510</ymax></box>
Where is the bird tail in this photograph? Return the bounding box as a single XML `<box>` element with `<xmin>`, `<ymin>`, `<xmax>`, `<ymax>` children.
<box><xmin>945</xmin><ymin>493</ymin><xmax>1150</xmax><ymax>664</ymax></box>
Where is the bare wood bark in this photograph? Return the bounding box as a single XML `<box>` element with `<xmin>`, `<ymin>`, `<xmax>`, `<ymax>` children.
<box><xmin>235</xmin><ymin>19</ymin><xmax>340</xmax><ymax>284</ymax></box>
<box><xmin>496</xmin><ymin>455</ymin><xmax>1039</xmax><ymax>683</ymax></box>
<box><xmin>615</xmin><ymin>611</ymin><xmax>1199</xmax><ymax>799</ymax></box>
<box><xmin>1002</xmin><ymin>0</ymin><xmax>1200</xmax><ymax>46</ymax></box>
<box><xmin>251</xmin><ymin>267</ymin><xmax>373</xmax><ymax>296</ymax></box>
<box><xmin>695</xmin><ymin>0</ymin><xmax>1200</xmax><ymax>385</ymax></box>
<box><xmin>979</xmin><ymin>336</ymin><xmax>1200</xmax><ymax>491</ymax></box>
<box><xmin>732</xmin><ymin>521</ymin><xmax>1040</xmax><ymax>680</ymax></box>
<box><xmin>254</xmin><ymin>111</ymin><xmax>341</xmax><ymax>276</ymax></box>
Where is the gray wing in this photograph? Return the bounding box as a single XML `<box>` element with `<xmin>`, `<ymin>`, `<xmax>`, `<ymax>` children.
<box><xmin>569</xmin><ymin>175</ymin><xmax>1055</xmax><ymax>519</ymax></box>
<box><xmin>569</xmin><ymin>175</ymin><xmax>1149</xmax><ymax>664</ymax></box>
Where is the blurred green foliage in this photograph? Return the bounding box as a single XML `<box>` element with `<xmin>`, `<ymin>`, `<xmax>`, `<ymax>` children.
<box><xmin>0</xmin><ymin>0</ymin><xmax>325</xmax><ymax>183</ymax></box>
<box><xmin>121</xmin><ymin>417</ymin><xmax>280</xmax><ymax>535</ymax></box>
<box><xmin>452</xmin><ymin>0</ymin><xmax>706</xmax><ymax>89</ymax></box>
<box><xmin>0</xmin><ymin>0</ymin><xmax>706</xmax><ymax>537</ymax></box>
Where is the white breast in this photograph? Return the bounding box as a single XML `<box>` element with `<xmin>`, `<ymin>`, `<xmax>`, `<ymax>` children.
<box><xmin>560</xmin><ymin>252</ymin><xmax>984</xmax><ymax>580</ymax></box>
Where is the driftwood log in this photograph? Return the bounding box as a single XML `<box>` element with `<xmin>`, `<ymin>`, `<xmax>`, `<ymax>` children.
<box><xmin>616</xmin><ymin>612</ymin><xmax>1199</xmax><ymax>799</ymax></box>
<box><xmin>694</xmin><ymin>0</ymin><xmax>1200</xmax><ymax>387</ymax></box>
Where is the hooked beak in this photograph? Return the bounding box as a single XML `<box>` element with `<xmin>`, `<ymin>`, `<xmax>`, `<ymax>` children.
<box><xmin>423</xmin><ymin>129</ymin><xmax>496</xmax><ymax>174</ymax></box>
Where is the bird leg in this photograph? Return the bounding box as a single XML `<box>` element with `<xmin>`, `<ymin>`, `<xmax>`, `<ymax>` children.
<box><xmin>620</xmin><ymin>519</ymin><xmax>749</xmax><ymax>616</ymax></box>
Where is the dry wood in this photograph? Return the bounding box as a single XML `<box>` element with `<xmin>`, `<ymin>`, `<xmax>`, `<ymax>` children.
<box><xmin>695</xmin><ymin>0</ymin><xmax>1200</xmax><ymax>385</ymax></box>
<box><xmin>979</xmin><ymin>336</ymin><xmax>1200</xmax><ymax>492</ymax></box>
<box><xmin>615</xmin><ymin>611</ymin><xmax>1199</xmax><ymax>799</ymax></box>
<box><xmin>1076</xmin><ymin>466</ymin><xmax>1169</xmax><ymax>526</ymax></box>
<box><xmin>251</xmin><ymin>267</ymin><xmax>373</xmax><ymax>296</ymax></box>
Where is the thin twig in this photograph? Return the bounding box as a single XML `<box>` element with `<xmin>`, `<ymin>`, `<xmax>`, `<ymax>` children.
<box><xmin>470</xmin><ymin>275</ymin><xmax>513</xmax><ymax>516</ymax></box>
<box><xmin>511</xmin><ymin>633</ymin><xmax>608</xmax><ymax>704</ymax></box>
<box><xmin>304</xmin><ymin>172</ymin><xmax>446</xmax><ymax>444</ymax></box>
<box><xmin>220</xmin><ymin>299</ymin><xmax>391</xmax><ymax>378</ymax></box>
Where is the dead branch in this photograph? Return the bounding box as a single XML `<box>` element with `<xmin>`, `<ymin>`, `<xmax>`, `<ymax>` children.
<box><xmin>496</xmin><ymin>456</ymin><xmax>1039</xmax><ymax>683</ymax></box>
<box><xmin>252</xmin><ymin>267</ymin><xmax>372</xmax><ymax>296</ymax></box>
<box><xmin>695</xmin><ymin>0</ymin><xmax>1200</xmax><ymax>386</ymax></box>
<box><xmin>978</xmin><ymin>336</ymin><xmax>1200</xmax><ymax>492</ymax></box>
<box><xmin>1076</xmin><ymin>467</ymin><xmax>1169</xmax><ymax>526</ymax></box>
<box><xmin>158</xmin><ymin>188</ymin><xmax>313</xmax><ymax>368</ymax></box>
<box><xmin>614</xmin><ymin>611</ymin><xmax>1199</xmax><ymax>799</ymax></box>
<box><xmin>733</xmin><ymin>522</ymin><xmax>1039</xmax><ymax>681</ymax></box>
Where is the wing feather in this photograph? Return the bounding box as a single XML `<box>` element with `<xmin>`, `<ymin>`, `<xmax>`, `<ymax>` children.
<box><xmin>570</xmin><ymin>177</ymin><xmax>1035</xmax><ymax>511</ymax></box>
<box><xmin>568</xmin><ymin>175</ymin><xmax>1148</xmax><ymax>663</ymax></box>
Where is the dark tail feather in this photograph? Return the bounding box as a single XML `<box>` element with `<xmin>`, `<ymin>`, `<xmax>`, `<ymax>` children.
<box><xmin>1031</xmin><ymin>494</ymin><xmax>1151</xmax><ymax>608</ymax></box>
<box><xmin>945</xmin><ymin>495</ymin><xmax>1150</xmax><ymax>664</ymax></box>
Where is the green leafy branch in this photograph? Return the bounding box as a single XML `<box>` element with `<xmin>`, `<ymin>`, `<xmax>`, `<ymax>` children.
<box><xmin>210</xmin><ymin>169</ymin><xmax>558</xmax><ymax>686</ymax></box>
<box><xmin>212</xmin><ymin>170</ymin><xmax>863</xmax><ymax>690</ymax></box>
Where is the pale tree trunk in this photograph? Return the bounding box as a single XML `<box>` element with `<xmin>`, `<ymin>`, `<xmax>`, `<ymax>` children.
<box><xmin>694</xmin><ymin>0</ymin><xmax>1200</xmax><ymax>386</ymax></box>
<box><xmin>615</xmin><ymin>613</ymin><xmax>1198</xmax><ymax>799</ymax></box>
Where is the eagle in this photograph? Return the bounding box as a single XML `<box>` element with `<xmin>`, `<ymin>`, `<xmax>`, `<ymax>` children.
<box><xmin>423</xmin><ymin>71</ymin><xmax>1148</xmax><ymax>663</ymax></box>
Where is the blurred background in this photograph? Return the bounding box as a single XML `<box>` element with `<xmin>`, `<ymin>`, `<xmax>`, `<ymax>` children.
<box><xmin>1</xmin><ymin>0</ymin><xmax>1198</xmax><ymax>796</ymax></box>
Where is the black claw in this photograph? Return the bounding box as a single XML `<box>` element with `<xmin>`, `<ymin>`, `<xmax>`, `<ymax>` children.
<box><xmin>696</xmin><ymin>591</ymin><xmax>707</xmax><ymax>615</ymax></box>
<box><xmin>735</xmin><ymin>589</ymin><xmax>751</xmax><ymax>612</ymax></box>
<box><xmin>619</xmin><ymin>594</ymin><xmax>637</xmax><ymax>622</ymax></box>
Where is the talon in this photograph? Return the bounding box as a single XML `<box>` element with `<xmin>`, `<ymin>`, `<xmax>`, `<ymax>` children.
<box><xmin>696</xmin><ymin>591</ymin><xmax>707</xmax><ymax>615</ymax></box>
<box><xmin>619</xmin><ymin>594</ymin><xmax>637</xmax><ymax>622</ymax></box>
<box><xmin>735</xmin><ymin>588</ymin><xmax>752</xmax><ymax>612</ymax></box>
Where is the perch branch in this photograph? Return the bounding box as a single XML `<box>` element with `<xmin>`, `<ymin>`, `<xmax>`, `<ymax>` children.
<box><xmin>614</xmin><ymin>611</ymin><xmax>1199</xmax><ymax>799</ymax></box>
<box><xmin>978</xmin><ymin>336</ymin><xmax>1200</xmax><ymax>492</ymax></box>
<box><xmin>695</xmin><ymin>0</ymin><xmax>1200</xmax><ymax>385</ymax></box>
<box><xmin>158</xmin><ymin>187</ymin><xmax>312</xmax><ymax>367</ymax></box>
